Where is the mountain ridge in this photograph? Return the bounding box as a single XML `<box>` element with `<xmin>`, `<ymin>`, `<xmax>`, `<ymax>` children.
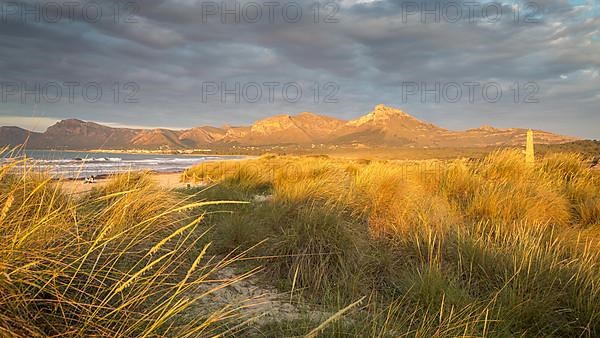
<box><xmin>0</xmin><ymin>105</ymin><xmax>578</xmax><ymax>150</ymax></box>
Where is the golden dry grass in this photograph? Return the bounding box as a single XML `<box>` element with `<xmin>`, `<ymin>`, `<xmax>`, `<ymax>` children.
<box><xmin>0</xmin><ymin>147</ymin><xmax>597</xmax><ymax>336</ymax></box>
<box><xmin>184</xmin><ymin>149</ymin><xmax>600</xmax><ymax>233</ymax></box>
<box><xmin>0</xmin><ymin>159</ymin><xmax>253</xmax><ymax>337</ymax></box>
<box><xmin>183</xmin><ymin>149</ymin><xmax>600</xmax><ymax>336</ymax></box>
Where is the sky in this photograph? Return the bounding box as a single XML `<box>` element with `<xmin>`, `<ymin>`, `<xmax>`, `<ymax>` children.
<box><xmin>0</xmin><ymin>0</ymin><xmax>598</xmax><ymax>138</ymax></box>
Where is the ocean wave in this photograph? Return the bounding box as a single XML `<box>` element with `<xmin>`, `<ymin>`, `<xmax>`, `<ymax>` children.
<box><xmin>71</xmin><ymin>157</ymin><xmax>123</xmax><ymax>163</ymax></box>
<box><xmin>2</xmin><ymin>152</ymin><xmax>242</xmax><ymax>178</ymax></box>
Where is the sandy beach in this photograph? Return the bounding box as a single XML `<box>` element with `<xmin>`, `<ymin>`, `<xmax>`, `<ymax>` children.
<box><xmin>58</xmin><ymin>172</ymin><xmax>196</xmax><ymax>196</ymax></box>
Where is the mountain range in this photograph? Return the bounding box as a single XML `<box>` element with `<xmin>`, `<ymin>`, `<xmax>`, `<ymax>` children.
<box><xmin>0</xmin><ymin>105</ymin><xmax>577</xmax><ymax>150</ymax></box>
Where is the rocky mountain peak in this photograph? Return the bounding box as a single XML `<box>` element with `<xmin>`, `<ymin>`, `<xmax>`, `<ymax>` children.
<box><xmin>347</xmin><ymin>104</ymin><xmax>412</xmax><ymax>127</ymax></box>
<box><xmin>49</xmin><ymin>119</ymin><xmax>85</xmax><ymax>127</ymax></box>
<box><xmin>373</xmin><ymin>104</ymin><xmax>410</xmax><ymax>116</ymax></box>
<box><xmin>478</xmin><ymin>124</ymin><xmax>501</xmax><ymax>132</ymax></box>
<box><xmin>250</xmin><ymin>114</ymin><xmax>296</xmax><ymax>135</ymax></box>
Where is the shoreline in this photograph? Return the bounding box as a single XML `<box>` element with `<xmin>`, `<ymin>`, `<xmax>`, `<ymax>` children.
<box><xmin>58</xmin><ymin>171</ymin><xmax>202</xmax><ymax>195</ymax></box>
<box><xmin>14</xmin><ymin>152</ymin><xmax>253</xmax><ymax>194</ymax></box>
<box><xmin>9</xmin><ymin>151</ymin><xmax>254</xmax><ymax>182</ymax></box>
<box><xmin>23</xmin><ymin>148</ymin><xmax>252</xmax><ymax>158</ymax></box>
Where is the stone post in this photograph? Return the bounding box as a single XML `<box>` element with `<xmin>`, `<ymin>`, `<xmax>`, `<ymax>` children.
<box><xmin>525</xmin><ymin>129</ymin><xmax>535</xmax><ymax>165</ymax></box>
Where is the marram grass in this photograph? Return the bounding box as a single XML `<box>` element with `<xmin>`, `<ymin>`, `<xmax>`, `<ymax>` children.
<box><xmin>0</xmin><ymin>149</ymin><xmax>597</xmax><ymax>337</ymax></box>
<box><xmin>0</xmin><ymin>160</ymin><xmax>252</xmax><ymax>337</ymax></box>
<box><xmin>184</xmin><ymin>150</ymin><xmax>600</xmax><ymax>337</ymax></box>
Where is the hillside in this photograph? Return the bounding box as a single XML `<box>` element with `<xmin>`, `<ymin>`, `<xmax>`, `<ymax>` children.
<box><xmin>0</xmin><ymin>105</ymin><xmax>578</xmax><ymax>150</ymax></box>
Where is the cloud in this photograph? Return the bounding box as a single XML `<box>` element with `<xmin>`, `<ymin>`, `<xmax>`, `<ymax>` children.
<box><xmin>0</xmin><ymin>0</ymin><xmax>598</xmax><ymax>138</ymax></box>
<box><xmin>0</xmin><ymin>116</ymin><xmax>59</xmax><ymax>132</ymax></box>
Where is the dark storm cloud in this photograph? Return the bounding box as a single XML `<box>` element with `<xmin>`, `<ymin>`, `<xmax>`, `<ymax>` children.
<box><xmin>0</xmin><ymin>0</ymin><xmax>598</xmax><ymax>138</ymax></box>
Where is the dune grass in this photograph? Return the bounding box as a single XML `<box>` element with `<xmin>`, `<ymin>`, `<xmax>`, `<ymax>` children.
<box><xmin>1</xmin><ymin>149</ymin><xmax>597</xmax><ymax>336</ymax></box>
<box><xmin>0</xmin><ymin>160</ymin><xmax>254</xmax><ymax>337</ymax></box>
<box><xmin>183</xmin><ymin>150</ymin><xmax>600</xmax><ymax>337</ymax></box>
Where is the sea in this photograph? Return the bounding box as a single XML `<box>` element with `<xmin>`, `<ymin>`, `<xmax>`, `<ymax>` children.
<box><xmin>0</xmin><ymin>150</ymin><xmax>243</xmax><ymax>179</ymax></box>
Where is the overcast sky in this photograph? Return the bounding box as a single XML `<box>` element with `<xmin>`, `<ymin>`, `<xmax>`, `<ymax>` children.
<box><xmin>0</xmin><ymin>0</ymin><xmax>598</xmax><ymax>138</ymax></box>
